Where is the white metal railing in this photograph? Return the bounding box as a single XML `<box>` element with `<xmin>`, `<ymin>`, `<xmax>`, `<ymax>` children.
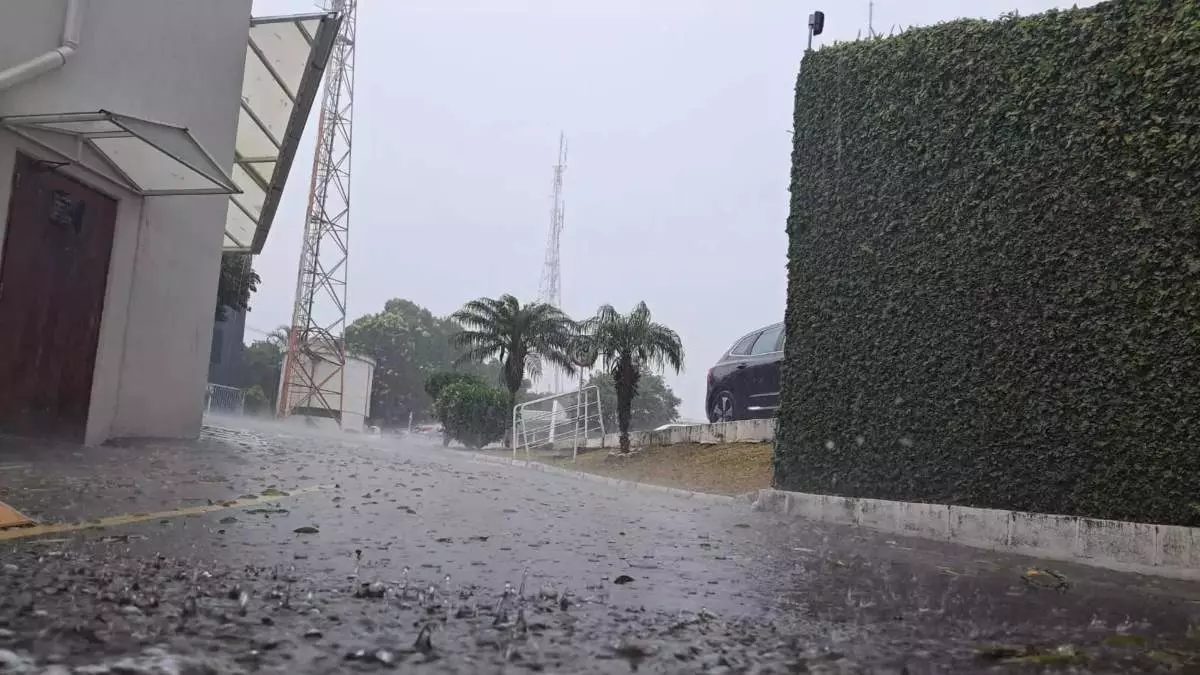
<box><xmin>205</xmin><ymin>383</ymin><xmax>245</xmax><ymax>415</ymax></box>
<box><xmin>512</xmin><ymin>386</ymin><xmax>604</xmax><ymax>461</ymax></box>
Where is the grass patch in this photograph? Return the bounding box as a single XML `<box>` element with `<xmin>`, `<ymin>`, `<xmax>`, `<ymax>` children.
<box><xmin>550</xmin><ymin>443</ymin><xmax>773</xmax><ymax>496</ymax></box>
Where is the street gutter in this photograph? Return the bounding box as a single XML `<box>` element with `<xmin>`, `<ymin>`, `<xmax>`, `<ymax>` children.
<box><xmin>461</xmin><ymin>450</ymin><xmax>1199</xmax><ymax>583</ymax></box>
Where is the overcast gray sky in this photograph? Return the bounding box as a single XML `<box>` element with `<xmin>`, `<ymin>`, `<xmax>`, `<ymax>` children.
<box><xmin>248</xmin><ymin>0</ymin><xmax>1099</xmax><ymax>420</ymax></box>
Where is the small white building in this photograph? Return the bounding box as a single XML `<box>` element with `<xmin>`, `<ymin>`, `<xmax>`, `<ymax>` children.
<box><xmin>278</xmin><ymin>348</ymin><xmax>375</xmax><ymax>432</ymax></box>
<box><xmin>0</xmin><ymin>1</ymin><xmax>338</xmax><ymax>444</ymax></box>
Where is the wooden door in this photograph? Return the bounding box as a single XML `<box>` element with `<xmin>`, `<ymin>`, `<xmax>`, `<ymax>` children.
<box><xmin>0</xmin><ymin>154</ymin><xmax>117</xmax><ymax>441</ymax></box>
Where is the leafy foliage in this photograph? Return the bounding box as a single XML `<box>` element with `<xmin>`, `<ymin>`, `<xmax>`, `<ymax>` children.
<box><xmin>451</xmin><ymin>295</ymin><xmax>577</xmax><ymax>407</ymax></box>
<box><xmin>242</xmin><ymin>385</ymin><xmax>270</xmax><ymax>414</ymax></box>
<box><xmin>434</xmin><ymin>382</ymin><xmax>509</xmax><ymax>449</ymax></box>
<box><xmin>213</xmin><ymin>325</ymin><xmax>287</xmax><ymax>415</ymax></box>
<box><xmin>346</xmin><ymin>299</ymin><xmax>498</xmax><ymax>427</ymax></box>
<box><xmin>425</xmin><ymin>372</ymin><xmax>485</xmax><ymax>402</ymax></box>
<box><xmin>215</xmin><ymin>253</ymin><xmax>260</xmax><ymax>321</ymax></box>
<box><xmin>585</xmin><ymin>369</ymin><xmax>682</xmax><ymax>433</ymax></box>
<box><xmin>777</xmin><ymin>1</ymin><xmax>1200</xmax><ymax>525</ymax></box>
<box><xmin>582</xmin><ymin>302</ymin><xmax>684</xmax><ymax>452</ymax></box>
<box><xmin>237</xmin><ymin>336</ymin><xmax>286</xmax><ymax>414</ymax></box>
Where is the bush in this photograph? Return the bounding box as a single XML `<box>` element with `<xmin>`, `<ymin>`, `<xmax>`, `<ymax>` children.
<box><xmin>424</xmin><ymin>371</ymin><xmax>485</xmax><ymax>403</ymax></box>
<box><xmin>242</xmin><ymin>385</ymin><xmax>269</xmax><ymax>414</ymax></box>
<box><xmin>434</xmin><ymin>382</ymin><xmax>508</xmax><ymax>449</ymax></box>
<box><xmin>776</xmin><ymin>1</ymin><xmax>1200</xmax><ymax>526</ymax></box>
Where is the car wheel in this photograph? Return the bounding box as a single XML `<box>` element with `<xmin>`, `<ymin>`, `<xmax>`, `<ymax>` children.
<box><xmin>709</xmin><ymin>390</ymin><xmax>738</xmax><ymax>423</ymax></box>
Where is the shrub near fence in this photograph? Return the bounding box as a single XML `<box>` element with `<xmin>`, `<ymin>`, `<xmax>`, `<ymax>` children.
<box><xmin>777</xmin><ymin>0</ymin><xmax>1200</xmax><ymax>526</ymax></box>
<box><xmin>434</xmin><ymin>382</ymin><xmax>508</xmax><ymax>449</ymax></box>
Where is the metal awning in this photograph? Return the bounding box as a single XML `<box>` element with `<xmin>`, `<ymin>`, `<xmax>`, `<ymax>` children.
<box><xmin>0</xmin><ymin>110</ymin><xmax>239</xmax><ymax>195</ymax></box>
<box><xmin>225</xmin><ymin>10</ymin><xmax>341</xmax><ymax>253</ymax></box>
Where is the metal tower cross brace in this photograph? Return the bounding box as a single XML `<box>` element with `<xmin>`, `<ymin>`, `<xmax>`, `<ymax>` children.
<box><xmin>278</xmin><ymin>0</ymin><xmax>357</xmax><ymax>421</ymax></box>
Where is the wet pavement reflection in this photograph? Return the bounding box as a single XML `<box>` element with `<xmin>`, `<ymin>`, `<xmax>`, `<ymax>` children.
<box><xmin>1</xmin><ymin>420</ymin><xmax>1198</xmax><ymax>673</ymax></box>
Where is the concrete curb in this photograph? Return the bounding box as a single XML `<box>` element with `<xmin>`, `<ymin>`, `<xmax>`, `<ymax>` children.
<box><xmin>753</xmin><ymin>488</ymin><xmax>1200</xmax><ymax>581</ymax></box>
<box><xmin>464</xmin><ymin>451</ymin><xmax>741</xmax><ymax>507</ymax></box>
<box><xmin>458</xmin><ymin>449</ymin><xmax>1198</xmax><ymax>582</ymax></box>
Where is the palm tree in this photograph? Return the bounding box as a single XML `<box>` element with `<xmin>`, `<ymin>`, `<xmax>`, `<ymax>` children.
<box><xmin>583</xmin><ymin>302</ymin><xmax>684</xmax><ymax>453</ymax></box>
<box><xmin>266</xmin><ymin>325</ymin><xmax>291</xmax><ymax>348</ymax></box>
<box><xmin>450</xmin><ymin>295</ymin><xmax>577</xmax><ymax>413</ymax></box>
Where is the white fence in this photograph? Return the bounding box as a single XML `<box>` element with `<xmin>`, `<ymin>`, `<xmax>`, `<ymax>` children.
<box><xmin>205</xmin><ymin>383</ymin><xmax>245</xmax><ymax>415</ymax></box>
<box><xmin>512</xmin><ymin>386</ymin><xmax>604</xmax><ymax>460</ymax></box>
<box><xmin>583</xmin><ymin>418</ymin><xmax>776</xmax><ymax>449</ymax></box>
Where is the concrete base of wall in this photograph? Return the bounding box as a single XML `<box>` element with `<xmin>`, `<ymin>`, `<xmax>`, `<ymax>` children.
<box><xmin>753</xmin><ymin>488</ymin><xmax>1200</xmax><ymax>581</ymax></box>
<box><xmin>575</xmin><ymin>418</ymin><xmax>776</xmax><ymax>450</ymax></box>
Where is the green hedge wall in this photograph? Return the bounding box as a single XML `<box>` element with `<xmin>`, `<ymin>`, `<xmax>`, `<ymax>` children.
<box><xmin>776</xmin><ymin>0</ymin><xmax>1200</xmax><ymax>526</ymax></box>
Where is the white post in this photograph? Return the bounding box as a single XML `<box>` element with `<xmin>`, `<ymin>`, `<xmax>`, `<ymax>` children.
<box><xmin>511</xmin><ymin>405</ymin><xmax>519</xmax><ymax>458</ymax></box>
<box><xmin>582</xmin><ymin>374</ymin><xmax>589</xmax><ymax>446</ymax></box>
<box><xmin>520</xmin><ymin>413</ymin><xmax>530</xmax><ymax>460</ymax></box>
<box><xmin>407</xmin><ymin>411</ymin><xmax>413</xmax><ymax>433</ymax></box>
<box><xmin>572</xmin><ymin>385</ymin><xmax>581</xmax><ymax>461</ymax></box>
<box><xmin>596</xmin><ymin>387</ymin><xmax>606</xmax><ymax>442</ymax></box>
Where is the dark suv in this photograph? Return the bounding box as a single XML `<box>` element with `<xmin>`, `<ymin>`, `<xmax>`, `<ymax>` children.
<box><xmin>706</xmin><ymin>322</ymin><xmax>784</xmax><ymax>423</ymax></box>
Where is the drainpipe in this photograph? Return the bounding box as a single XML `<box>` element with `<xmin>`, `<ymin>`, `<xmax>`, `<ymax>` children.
<box><xmin>0</xmin><ymin>0</ymin><xmax>86</xmax><ymax>92</ymax></box>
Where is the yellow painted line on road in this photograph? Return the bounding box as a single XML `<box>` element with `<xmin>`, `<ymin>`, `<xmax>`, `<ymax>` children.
<box><xmin>0</xmin><ymin>485</ymin><xmax>330</xmax><ymax>542</ymax></box>
<box><xmin>0</xmin><ymin>500</ymin><xmax>34</xmax><ymax>528</ymax></box>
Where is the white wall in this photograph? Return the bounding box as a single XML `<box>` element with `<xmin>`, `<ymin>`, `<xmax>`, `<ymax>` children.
<box><xmin>278</xmin><ymin>352</ymin><xmax>376</xmax><ymax>432</ymax></box>
<box><xmin>0</xmin><ymin>0</ymin><xmax>252</xmax><ymax>443</ymax></box>
<box><xmin>341</xmin><ymin>356</ymin><xmax>375</xmax><ymax>432</ymax></box>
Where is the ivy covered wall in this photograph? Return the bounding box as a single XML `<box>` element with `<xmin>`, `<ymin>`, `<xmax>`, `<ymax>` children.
<box><xmin>776</xmin><ymin>0</ymin><xmax>1200</xmax><ymax>525</ymax></box>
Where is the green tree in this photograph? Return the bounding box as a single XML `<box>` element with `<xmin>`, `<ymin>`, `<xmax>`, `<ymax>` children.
<box><xmin>239</xmin><ymin>338</ymin><xmax>284</xmax><ymax>413</ymax></box>
<box><xmin>346</xmin><ymin>299</ymin><xmax>498</xmax><ymax>427</ymax></box>
<box><xmin>243</xmin><ymin>385</ymin><xmax>270</xmax><ymax>414</ymax></box>
<box><xmin>583</xmin><ymin>302</ymin><xmax>684</xmax><ymax>453</ymax></box>
<box><xmin>424</xmin><ymin>371</ymin><xmax>484</xmax><ymax>402</ymax></box>
<box><xmin>265</xmin><ymin>326</ymin><xmax>290</xmax><ymax>348</ymax></box>
<box><xmin>585</xmin><ymin>369</ymin><xmax>681</xmax><ymax>433</ymax></box>
<box><xmin>425</xmin><ymin>371</ymin><xmax>486</xmax><ymax>446</ymax></box>
<box><xmin>434</xmin><ymin>382</ymin><xmax>509</xmax><ymax>449</ymax></box>
<box><xmin>215</xmin><ymin>253</ymin><xmax>260</xmax><ymax>321</ymax></box>
<box><xmin>450</xmin><ymin>295</ymin><xmax>576</xmax><ymax>413</ymax></box>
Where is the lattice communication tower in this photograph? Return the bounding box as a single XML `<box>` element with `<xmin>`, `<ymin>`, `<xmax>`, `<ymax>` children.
<box><xmin>277</xmin><ymin>0</ymin><xmax>357</xmax><ymax>421</ymax></box>
<box><xmin>537</xmin><ymin>134</ymin><xmax>568</xmax><ymax>391</ymax></box>
<box><xmin>538</xmin><ymin>133</ymin><xmax>567</xmax><ymax>310</ymax></box>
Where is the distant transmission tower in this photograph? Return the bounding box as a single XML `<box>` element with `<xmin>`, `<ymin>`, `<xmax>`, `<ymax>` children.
<box><xmin>537</xmin><ymin>134</ymin><xmax>567</xmax><ymax>391</ymax></box>
<box><xmin>538</xmin><ymin>134</ymin><xmax>567</xmax><ymax>309</ymax></box>
<box><xmin>278</xmin><ymin>0</ymin><xmax>357</xmax><ymax>422</ymax></box>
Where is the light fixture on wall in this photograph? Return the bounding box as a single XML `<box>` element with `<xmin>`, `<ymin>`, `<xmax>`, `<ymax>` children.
<box><xmin>808</xmin><ymin>11</ymin><xmax>826</xmax><ymax>51</ymax></box>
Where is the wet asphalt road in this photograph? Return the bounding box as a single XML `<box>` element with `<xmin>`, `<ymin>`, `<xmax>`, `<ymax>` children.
<box><xmin>1</xmin><ymin>419</ymin><xmax>1199</xmax><ymax>673</ymax></box>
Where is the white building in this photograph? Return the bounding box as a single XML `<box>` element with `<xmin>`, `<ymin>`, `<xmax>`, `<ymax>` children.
<box><xmin>278</xmin><ymin>348</ymin><xmax>375</xmax><ymax>432</ymax></box>
<box><xmin>0</xmin><ymin>1</ymin><xmax>338</xmax><ymax>444</ymax></box>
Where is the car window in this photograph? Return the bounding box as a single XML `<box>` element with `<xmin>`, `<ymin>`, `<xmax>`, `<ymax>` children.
<box><xmin>730</xmin><ymin>332</ymin><xmax>760</xmax><ymax>356</ymax></box>
<box><xmin>750</xmin><ymin>325</ymin><xmax>783</xmax><ymax>355</ymax></box>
